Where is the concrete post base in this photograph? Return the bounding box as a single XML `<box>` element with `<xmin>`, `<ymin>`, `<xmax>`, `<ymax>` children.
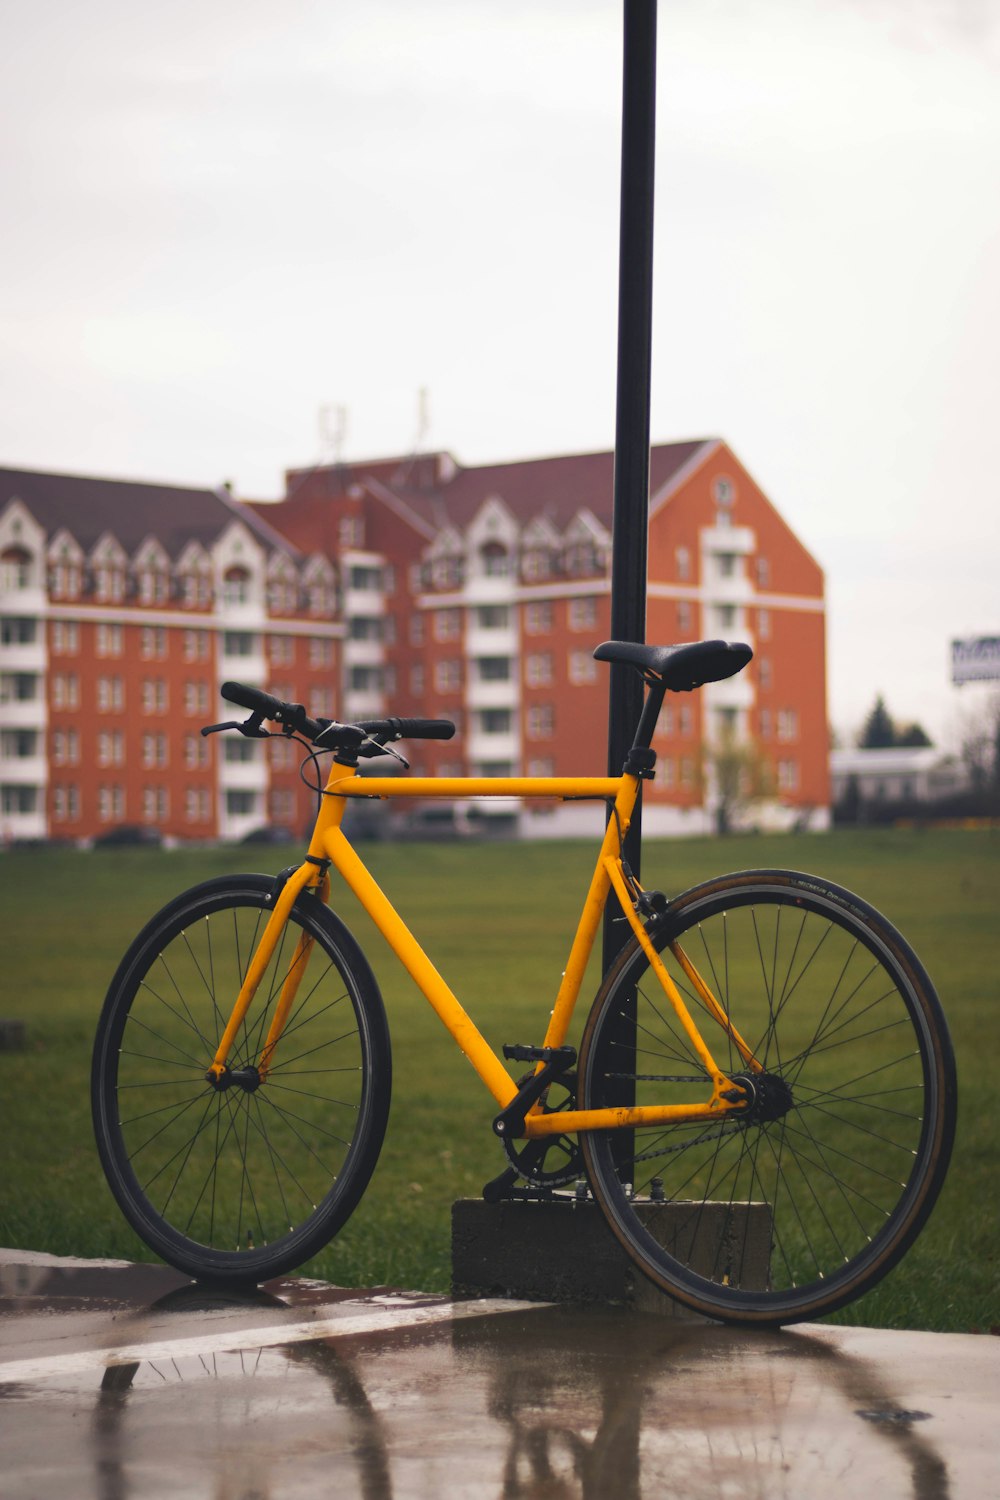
<box><xmin>452</xmin><ymin>1197</ymin><xmax>772</xmax><ymax>1319</ymax></box>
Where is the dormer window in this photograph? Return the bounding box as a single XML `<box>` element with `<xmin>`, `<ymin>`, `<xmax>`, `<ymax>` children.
<box><xmin>480</xmin><ymin>541</ymin><xmax>509</xmax><ymax>578</ymax></box>
<box><xmin>95</xmin><ymin>560</ymin><xmax>125</xmax><ymax>603</ymax></box>
<box><xmin>223</xmin><ymin>566</ymin><xmax>251</xmax><ymax>608</ymax></box>
<box><xmin>1</xmin><ymin>546</ymin><xmax>33</xmax><ymax>592</ymax></box>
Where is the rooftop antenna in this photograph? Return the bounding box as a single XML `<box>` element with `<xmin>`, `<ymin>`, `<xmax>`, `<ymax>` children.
<box><xmin>397</xmin><ymin>387</ymin><xmax>431</xmax><ymax>486</ymax></box>
<box><xmin>319</xmin><ymin>404</ymin><xmax>348</xmax><ymax>465</ymax></box>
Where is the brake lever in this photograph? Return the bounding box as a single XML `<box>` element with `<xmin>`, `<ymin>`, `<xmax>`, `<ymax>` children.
<box><xmin>200</xmin><ymin>714</ymin><xmax>272</xmax><ymax>740</ymax></box>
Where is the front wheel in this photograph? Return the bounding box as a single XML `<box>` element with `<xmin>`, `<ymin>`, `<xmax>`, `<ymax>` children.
<box><xmin>92</xmin><ymin>874</ymin><xmax>392</xmax><ymax>1283</ymax></box>
<box><xmin>579</xmin><ymin>871</ymin><xmax>956</xmax><ymax>1325</ymax></box>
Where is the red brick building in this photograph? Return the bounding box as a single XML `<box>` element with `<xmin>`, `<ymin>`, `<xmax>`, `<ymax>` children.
<box><xmin>0</xmin><ymin>468</ymin><xmax>338</xmax><ymax>844</ymax></box>
<box><xmin>252</xmin><ymin>438</ymin><xmax>829</xmax><ymax>837</ymax></box>
<box><xmin>0</xmin><ymin>441</ymin><xmax>828</xmax><ymax>844</ymax></box>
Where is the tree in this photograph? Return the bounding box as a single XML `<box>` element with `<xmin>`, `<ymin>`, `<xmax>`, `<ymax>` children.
<box><xmin>707</xmin><ymin>731</ymin><xmax>774</xmax><ymax>835</ymax></box>
<box><xmin>896</xmin><ymin>722</ymin><xmax>932</xmax><ymax>748</ymax></box>
<box><xmin>858</xmin><ymin>696</ymin><xmax>932</xmax><ymax>749</ymax></box>
<box><xmin>859</xmin><ymin>695</ymin><xmax>896</xmax><ymax>748</ymax></box>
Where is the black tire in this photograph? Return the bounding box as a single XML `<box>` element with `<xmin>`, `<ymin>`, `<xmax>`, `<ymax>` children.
<box><xmin>579</xmin><ymin>870</ymin><xmax>956</xmax><ymax>1325</ymax></box>
<box><xmin>92</xmin><ymin>874</ymin><xmax>391</xmax><ymax>1283</ymax></box>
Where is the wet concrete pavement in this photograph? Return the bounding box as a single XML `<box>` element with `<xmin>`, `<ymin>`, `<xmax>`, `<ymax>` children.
<box><xmin>1</xmin><ymin>1249</ymin><xmax>997</xmax><ymax>1499</ymax></box>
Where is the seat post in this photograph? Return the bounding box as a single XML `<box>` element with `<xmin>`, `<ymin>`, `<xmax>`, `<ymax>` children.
<box><xmin>627</xmin><ymin>675</ymin><xmax>667</xmax><ymax>761</ymax></box>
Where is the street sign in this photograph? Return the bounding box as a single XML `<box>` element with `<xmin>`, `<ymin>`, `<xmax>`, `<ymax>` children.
<box><xmin>951</xmin><ymin>637</ymin><xmax>1000</xmax><ymax>685</ymax></box>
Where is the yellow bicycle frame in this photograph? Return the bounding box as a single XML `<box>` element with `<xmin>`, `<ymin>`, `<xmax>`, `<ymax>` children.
<box><xmin>207</xmin><ymin>764</ymin><xmax>761</xmax><ymax>1136</ymax></box>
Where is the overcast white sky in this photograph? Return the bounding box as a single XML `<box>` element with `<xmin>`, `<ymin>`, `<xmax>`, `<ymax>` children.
<box><xmin>2</xmin><ymin>0</ymin><xmax>998</xmax><ymax>745</ymax></box>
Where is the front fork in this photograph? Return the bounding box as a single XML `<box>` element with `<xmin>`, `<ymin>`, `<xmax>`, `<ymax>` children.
<box><xmin>204</xmin><ymin>862</ymin><xmax>330</xmax><ymax>1087</ymax></box>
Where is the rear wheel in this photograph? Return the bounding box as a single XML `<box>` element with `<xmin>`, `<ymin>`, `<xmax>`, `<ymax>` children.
<box><xmin>92</xmin><ymin>874</ymin><xmax>391</xmax><ymax>1283</ymax></box>
<box><xmin>579</xmin><ymin>871</ymin><xmax>956</xmax><ymax>1324</ymax></box>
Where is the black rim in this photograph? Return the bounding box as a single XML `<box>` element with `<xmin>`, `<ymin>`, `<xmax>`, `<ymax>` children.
<box><xmin>96</xmin><ymin>885</ymin><xmax>384</xmax><ymax>1273</ymax></box>
<box><xmin>581</xmin><ymin>876</ymin><xmax>953</xmax><ymax>1319</ymax></box>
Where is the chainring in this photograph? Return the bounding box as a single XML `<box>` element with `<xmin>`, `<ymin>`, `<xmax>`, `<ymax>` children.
<box><xmin>501</xmin><ymin>1074</ymin><xmax>584</xmax><ymax>1188</ymax></box>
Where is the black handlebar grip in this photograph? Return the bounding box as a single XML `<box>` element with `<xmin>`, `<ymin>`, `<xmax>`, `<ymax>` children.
<box><xmin>382</xmin><ymin>717</ymin><xmax>456</xmax><ymax>741</ymax></box>
<box><xmin>220</xmin><ymin>681</ymin><xmax>320</xmax><ymax>739</ymax></box>
<box><xmin>221</xmin><ymin>681</ymin><xmax>286</xmax><ymax>717</ymax></box>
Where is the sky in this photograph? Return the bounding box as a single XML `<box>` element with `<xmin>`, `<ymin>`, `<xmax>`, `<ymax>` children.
<box><xmin>2</xmin><ymin>0</ymin><xmax>998</xmax><ymax>748</ymax></box>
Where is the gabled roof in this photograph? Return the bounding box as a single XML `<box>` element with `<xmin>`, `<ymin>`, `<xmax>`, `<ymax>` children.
<box><xmin>376</xmin><ymin>441</ymin><xmax>714</xmax><ymax>533</ymax></box>
<box><xmin>0</xmin><ymin>465</ymin><xmax>301</xmax><ymax>560</ymax></box>
<box><xmin>279</xmin><ymin>441</ymin><xmax>716</xmax><ymax>537</ymax></box>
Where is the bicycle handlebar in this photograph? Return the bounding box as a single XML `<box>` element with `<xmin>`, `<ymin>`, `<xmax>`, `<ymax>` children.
<box><xmin>218</xmin><ymin>681</ymin><xmax>456</xmax><ymax>754</ymax></box>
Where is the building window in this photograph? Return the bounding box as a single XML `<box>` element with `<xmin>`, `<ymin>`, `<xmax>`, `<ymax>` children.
<box><xmin>568</xmin><ymin>597</ymin><xmax>597</xmax><ymax>632</ymax></box>
<box><xmin>223</xmin><ymin>631</ymin><xmax>255</xmax><ymax>657</ymax></box>
<box><xmin>677</xmin><ymin>601</ymin><xmax>694</xmax><ymax>635</ymax></box>
<box><xmin>270</xmin><ymin>788</ymin><xmax>296</xmax><ymax>823</ymax></box>
<box><xmin>434</xmin><ymin>659</ymin><xmax>462</xmax><ymax>693</ymax></box>
<box><xmin>225</xmin><ymin>790</ymin><xmax>257</xmax><ymax>817</ymax></box>
<box><xmin>348</xmin><ymin>667</ymin><xmax>382</xmax><ymax>694</ymax></box>
<box><xmin>184</xmin><ymin>681</ymin><xmax>210</xmax><ymax>716</ymax></box>
<box><xmin>50</xmin><ymin>560</ymin><xmax>81</xmax><ymax>599</ymax></box>
<box><xmin>2</xmin><ymin>616</ymin><xmax>36</xmax><ymax>645</ymax></box>
<box><xmin>52</xmin><ymin>674</ymin><xmax>80</xmax><ymax>710</ymax></box>
<box><xmin>48</xmin><ymin>620</ymin><xmax>78</xmax><ymax>653</ymax></box>
<box><xmin>522</xmin><ymin>549</ymin><xmax>552</xmax><ymax>582</ymax></box>
<box><xmin>139</xmin><ymin>569</ymin><xmax>170</xmax><ymax>605</ymax></box>
<box><xmin>142</xmin><ymin>733</ymin><xmax>169</xmax><ymax>768</ymax></box>
<box><xmin>525</xmin><ymin>602</ymin><xmax>553</xmax><ymax>635</ymax></box>
<box><xmin>477</xmin><ymin>708</ymin><xmax>512</xmax><ymax>735</ymax></box>
<box><xmin>185</xmin><ymin>788</ymin><xmax>211</xmax><ymax>823</ymax></box>
<box><xmin>184</xmin><ymin>629</ymin><xmax>210</xmax><ymax>661</ymax></box>
<box><xmin>309</xmin><ymin>637</ymin><xmax>335</xmax><ymax>667</ymax></box>
<box><xmin>184</xmin><ymin>733</ymin><xmax>209</xmax><ymax>769</ymax></box>
<box><xmin>476</xmin><ymin>605</ymin><xmax>510</xmax><ymax>629</ymax></box>
<box><xmin>409</xmin><ymin>615</ymin><xmax>424</xmax><ymax>646</ymax></box>
<box><xmin>223</xmin><ymin>567</ymin><xmax>252</xmax><ymax>608</ymax></box>
<box><xmin>526</xmin><ymin>757</ymin><xmax>555</xmax><ymax>776</ymax></box>
<box><xmin>525</xmin><ymin>652</ymin><xmax>553</xmax><ymax>688</ymax></box>
<box><xmin>348</xmin><ymin>617</ymin><xmax>382</xmax><ymax>642</ymax></box>
<box><xmin>434</xmin><ymin>609</ymin><xmax>461</xmax><ymax>642</ymax></box>
<box><xmin>759</xmin><ymin>658</ymin><xmax>773</xmax><ymax>691</ymax></box>
<box><xmin>98</xmin><ymin>731</ymin><xmax>124</xmax><ymax>767</ymax></box>
<box><xmin>410</xmin><ymin>665</ymin><xmax>425</xmax><ymax>695</ymax></box>
<box><xmin>340</xmin><ymin>516</ymin><xmax>364</xmax><ymax>549</ymax></box>
<box><xmin>755</xmin><ymin>557</ymin><xmax>770</xmax><ymax>589</ymax></box>
<box><xmin>51</xmin><ymin>784</ymin><xmax>80</xmax><ymax>821</ymax></box>
<box><xmin>675</xmin><ymin>547</ymin><xmax>691</xmax><ymax>582</ymax></box>
<box><xmin>140</xmin><ymin>678</ymin><xmax>166</xmax><ymax>714</ymax></box>
<box><xmin>527</xmin><ymin>704</ymin><xmax>554</xmax><ymax>740</ymax></box>
<box><xmin>269</xmin><ymin>634</ymin><xmax>295</xmax><ymax>665</ymax></box>
<box><xmin>778</xmin><ymin>759</ymin><xmax>799</xmax><ymax>792</ymax></box>
<box><xmin>1</xmin><ymin>784</ymin><xmax>38</xmax><ymax>814</ymax></box>
<box><xmin>480</xmin><ymin>541</ymin><xmax>509</xmax><ymax>578</ymax></box>
<box><xmin>1</xmin><ymin>728</ymin><xmax>37</xmax><ymax>758</ymax></box>
<box><xmin>777</xmin><ymin>709</ymin><xmax>798</xmax><ymax>742</ymax></box>
<box><xmin>143</xmin><ymin>787</ymin><xmax>169</xmax><ymax>822</ymax></box>
<box><xmin>758</xmin><ymin>608</ymin><xmax>771</xmax><ymax>640</ymax></box>
<box><xmin>224</xmin><ymin>738</ymin><xmax>258</xmax><ymax>763</ymax></box>
<box><xmin>141</xmin><ymin>626</ymin><xmax>167</xmax><ymax>659</ymax></box>
<box><xmin>98</xmin><ymin>785</ymin><xmax>126</xmax><ymax>822</ymax></box>
<box><xmin>568</xmin><ymin>651</ymin><xmax>597</xmax><ymax>685</ymax></box>
<box><xmin>759</xmin><ymin>708</ymin><xmax>772</xmax><ymax>740</ymax></box>
<box><xmin>348</xmin><ymin>564</ymin><xmax>382</xmax><ymax>591</ymax></box>
<box><xmin>477</xmin><ymin>656</ymin><xmax>511</xmax><ymax>683</ymax></box>
<box><xmin>95</xmin><ymin>562</ymin><xmax>125</xmax><ymax>603</ymax></box>
<box><xmin>679</xmin><ymin>705</ymin><xmax>693</xmax><ymax>737</ymax></box>
<box><xmin>95</xmin><ymin>623</ymin><xmax>123</xmax><ymax>658</ymax></box>
<box><xmin>0</xmin><ymin>546</ymin><xmax>34</xmax><ymax>591</ymax></box>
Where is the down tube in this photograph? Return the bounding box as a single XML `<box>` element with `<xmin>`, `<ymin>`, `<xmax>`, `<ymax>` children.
<box><xmin>322</xmin><ymin>827</ymin><xmax>518</xmax><ymax>1110</ymax></box>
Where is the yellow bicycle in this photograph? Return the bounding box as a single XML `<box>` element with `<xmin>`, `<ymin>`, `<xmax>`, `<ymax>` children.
<box><xmin>91</xmin><ymin>639</ymin><xmax>956</xmax><ymax>1325</ymax></box>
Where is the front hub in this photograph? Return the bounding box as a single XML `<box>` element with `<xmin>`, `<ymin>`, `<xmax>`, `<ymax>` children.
<box><xmin>205</xmin><ymin>1065</ymin><xmax>262</xmax><ymax>1093</ymax></box>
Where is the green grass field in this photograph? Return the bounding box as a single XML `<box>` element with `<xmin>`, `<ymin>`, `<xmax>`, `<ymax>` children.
<box><xmin>1</xmin><ymin>827</ymin><xmax>996</xmax><ymax>1331</ymax></box>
